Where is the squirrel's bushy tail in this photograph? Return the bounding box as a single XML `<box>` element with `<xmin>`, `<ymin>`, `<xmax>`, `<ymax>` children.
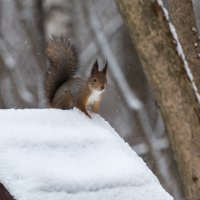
<box><xmin>45</xmin><ymin>36</ymin><xmax>78</xmax><ymax>105</ymax></box>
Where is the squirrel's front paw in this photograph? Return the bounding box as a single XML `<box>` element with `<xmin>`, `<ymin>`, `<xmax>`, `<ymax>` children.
<box><xmin>86</xmin><ymin>112</ymin><xmax>92</xmax><ymax>118</ymax></box>
<box><xmin>82</xmin><ymin>110</ymin><xmax>91</xmax><ymax>118</ymax></box>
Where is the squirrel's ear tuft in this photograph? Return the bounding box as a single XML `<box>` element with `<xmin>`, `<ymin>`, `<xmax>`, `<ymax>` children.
<box><xmin>91</xmin><ymin>60</ymin><xmax>99</xmax><ymax>75</ymax></box>
<box><xmin>102</xmin><ymin>61</ymin><xmax>108</xmax><ymax>74</ymax></box>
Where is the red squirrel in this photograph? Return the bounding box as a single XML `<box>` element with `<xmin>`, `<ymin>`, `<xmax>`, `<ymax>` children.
<box><xmin>44</xmin><ymin>36</ymin><xmax>108</xmax><ymax>117</ymax></box>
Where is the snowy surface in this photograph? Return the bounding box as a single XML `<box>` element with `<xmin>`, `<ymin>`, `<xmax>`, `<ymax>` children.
<box><xmin>0</xmin><ymin>109</ymin><xmax>173</xmax><ymax>200</ymax></box>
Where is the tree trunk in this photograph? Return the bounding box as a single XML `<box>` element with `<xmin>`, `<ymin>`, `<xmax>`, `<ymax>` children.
<box><xmin>116</xmin><ymin>0</ymin><xmax>200</xmax><ymax>200</ymax></box>
<box><xmin>0</xmin><ymin>184</ymin><xmax>15</xmax><ymax>200</ymax></box>
<box><xmin>168</xmin><ymin>0</ymin><xmax>200</xmax><ymax>93</ymax></box>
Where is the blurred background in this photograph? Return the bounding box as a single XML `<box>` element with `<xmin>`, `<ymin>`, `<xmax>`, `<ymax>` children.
<box><xmin>1</xmin><ymin>0</ymin><xmax>200</xmax><ymax>199</ymax></box>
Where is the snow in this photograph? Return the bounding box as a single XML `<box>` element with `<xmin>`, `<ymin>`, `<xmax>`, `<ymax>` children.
<box><xmin>157</xmin><ymin>0</ymin><xmax>200</xmax><ymax>104</ymax></box>
<box><xmin>157</xmin><ymin>0</ymin><xmax>169</xmax><ymax>20</ymax></box>
<box><xmin>0</xmin><ymin>109</ymin><xmax>173</xmax><ymax>200</ymax></box>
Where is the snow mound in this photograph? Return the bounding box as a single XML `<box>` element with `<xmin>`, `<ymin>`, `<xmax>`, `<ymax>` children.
<box><xmin>0</xmin><ymin>109</ymin><xmax>173</xmax><ymax>200</ymax></box>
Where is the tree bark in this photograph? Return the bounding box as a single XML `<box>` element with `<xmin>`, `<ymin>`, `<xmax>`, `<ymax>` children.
<box><xmin>116</xmin><ymin>0</ymin><xmax>200</xmax><ymax>200</ymax></box>
<box><xmin>168</xmin><ymin>0</ymin><xmax>200</xmax><ymax>93</ymax></box>
<box><xmin>0</xmin><ymin>184</ymin><xmax>15</xmax><ymax>200</ymax></box>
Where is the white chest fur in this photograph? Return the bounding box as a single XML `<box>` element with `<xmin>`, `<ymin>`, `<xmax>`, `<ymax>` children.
<box><xmin>87</xmin><ymin>90</ymin><xmax>103</xmax><ymax>106</ymax></box>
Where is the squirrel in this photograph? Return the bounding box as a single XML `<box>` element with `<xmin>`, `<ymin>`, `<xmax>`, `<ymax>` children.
<box><xmin>44</xmin><ymin>36</ymin><xmax>108</xmax><ymax>117</ymax></box>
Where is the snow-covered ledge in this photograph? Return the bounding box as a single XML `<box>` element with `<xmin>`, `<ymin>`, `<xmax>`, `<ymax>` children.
<box><xmin>0</xmin><ymin>109</ymin><xmax>173</xmax><ymax>200</ymax></box>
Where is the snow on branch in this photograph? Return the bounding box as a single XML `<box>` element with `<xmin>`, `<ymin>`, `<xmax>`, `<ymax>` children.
<box><xmin>0</xmin><ymin>109</ymin><xmax>173</xmax><ymax>200</ymax></box>
<box><xmin>157</xmin><ymin>0</ymin><xmax>200</xmax><ymax>104</ymax></box>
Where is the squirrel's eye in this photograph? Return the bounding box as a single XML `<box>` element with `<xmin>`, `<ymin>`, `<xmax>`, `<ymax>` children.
<box><xmin>93</xmin><ymin>79</ymin><xmax>97</xmax><ymax>82</ymax></box>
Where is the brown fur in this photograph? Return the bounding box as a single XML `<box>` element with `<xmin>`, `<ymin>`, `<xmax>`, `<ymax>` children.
<box><xmin>45</xmin><ymin>36</ymin><xmax>78</xmax><ymax>106</ymax></box>
<box><xmin>45</xmin><ymin>36</ymin><xmax>108</xmax><ymax>117</ymax></box>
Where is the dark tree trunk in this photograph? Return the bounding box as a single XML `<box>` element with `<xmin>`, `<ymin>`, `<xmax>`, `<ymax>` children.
<box><xmin>0</xmin><ymin>184</ymin><xmax>15</xmax><ymax>200</ymax></box>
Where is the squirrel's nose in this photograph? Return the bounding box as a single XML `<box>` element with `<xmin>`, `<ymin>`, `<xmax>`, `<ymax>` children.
<box><xmin>101</xmin><ymin>86</ymin><xmax>104</xmax><ymax>90</ymax></box>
